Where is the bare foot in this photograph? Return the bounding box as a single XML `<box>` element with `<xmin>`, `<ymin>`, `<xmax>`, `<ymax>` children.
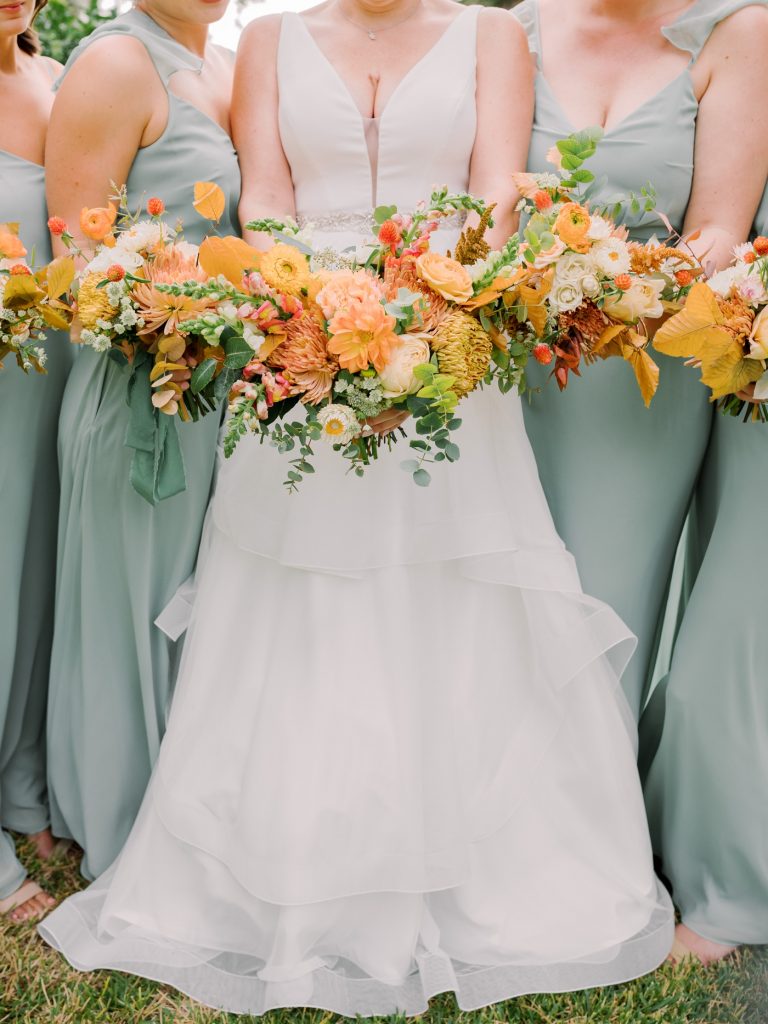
<box><xmin>670</xmin><ymin>923</ymin><xmax>739</xmax><ymax>965</ymax></box>
<box><xmin>1</xmin><ymin>880</ymin><xmax>56</xmax><ymax>924</ymax></box>
<box><xmin>29</xmin><ymin>828</ymin><xmax>56</xmax><ymax>861</ymax></box>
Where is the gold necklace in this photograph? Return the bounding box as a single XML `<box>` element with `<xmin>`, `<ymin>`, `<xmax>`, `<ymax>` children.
<box><xmin>337</xmin><ymin>0</ymin><xmax>423</xmax><ymax>41</ymax></box>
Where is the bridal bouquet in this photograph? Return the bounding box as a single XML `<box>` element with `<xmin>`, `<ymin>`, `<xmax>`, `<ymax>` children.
<box><xmin>653</xmin><ymin>238</ymin><xmax>768</xmax><ymax>421</ymax></box>
<box><xmin>172</xmin><ymin>190</ymin><xmax>528</xmax><ymax>490</ymax></box>
<box><xmin>0</xmin><ymin>223</ymin><xmax>74</xmax><ymax>373</ymax></box>
<box><xmin>503</xmin><ymin>130</ymin><xmax>700</xmax><ymax>406</ymax></box>
<box><xmin>53</xmin><ymin>183</ymin><xmax>248</xmax><ymax>503</ymax></box>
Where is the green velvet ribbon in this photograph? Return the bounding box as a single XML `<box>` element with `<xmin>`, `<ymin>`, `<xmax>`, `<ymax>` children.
<box><xmin>124</xmin><ymin>351</ymin><xmax>187</xmax><ymax>505</ymax></box>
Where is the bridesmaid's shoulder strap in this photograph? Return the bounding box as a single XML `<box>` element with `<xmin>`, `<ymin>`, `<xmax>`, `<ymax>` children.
<box><xmin>55</xmin><ymin>9</ymin><xmax>203</xmax><ymax>92</ymax></box>
<box><xmin>511</xmin><ymin>0</ymin><xmax>541</xmax><ymax>69</ymax></box>
<box><xmin>662</xmin><ymin>0</ymin><xmax>768</xmax><ymax>63</ymax></box>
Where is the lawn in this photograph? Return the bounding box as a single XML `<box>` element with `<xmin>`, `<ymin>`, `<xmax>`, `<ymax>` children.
<box><xmin>2</xmin><ymin>838</ymin><xmax>766</xmax><ymax>1024</ymax></box>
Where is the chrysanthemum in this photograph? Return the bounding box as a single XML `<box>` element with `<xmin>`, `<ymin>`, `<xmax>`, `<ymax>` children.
<box><xmin>133</xmin><ymin>248</ymin><xmax>211</xmax><ymax>336</ymax></box>
<box><xmin>327</xmin><ymin>299</ymin><xmax>400</xmax><ymax>374</ymax></box>
<box><xmin>431</xmin><ymin>310</ymin><xmax>493</xmax><ymax>398</ymax></box>
<box><xmin>270</xmin><ymin>312</ymin><xmax>338</xmax><ymax>404</ymax></box>
<box><xmin>259</xmin><ymin>243</ymin><xmax>312</xmax><ymax>297</ymax></box>
<box><xmin>77</xmin><ymin>272</ymin><xmax>118</xmax><ymax>330</ymax></box>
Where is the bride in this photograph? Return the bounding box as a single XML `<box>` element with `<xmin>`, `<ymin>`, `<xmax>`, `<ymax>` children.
<box><xmin>40</xmin><ymin>0</ymin><xmax>674</xmax><ymax>1016</ymax></box>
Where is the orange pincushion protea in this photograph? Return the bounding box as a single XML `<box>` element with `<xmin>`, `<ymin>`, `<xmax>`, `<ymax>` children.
<box><xmin>327</xmin><ymin>298</ymin><xmax>400</xmax><ymax>374</ymax></box>
<box><xmin>133</xmin><ymin>247</ymin><xmax>211</xmax><ymax>337</ymax></box>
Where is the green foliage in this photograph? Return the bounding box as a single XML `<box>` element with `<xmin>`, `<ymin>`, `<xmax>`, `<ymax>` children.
<box><xmin>35</xmin><ymin>0</ymin><xmax>127</xmax><ymax>64</ymax></box>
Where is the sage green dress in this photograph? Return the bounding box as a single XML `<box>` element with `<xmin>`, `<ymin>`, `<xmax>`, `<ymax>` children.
<box><xmin>513</xmin><ymin>0</ymin><xmax>766</xmax><ymax>718</ymax></box>
<box><xmin>0</xmin><ymin>151</ymin><xmax>73</xmax><ymax>899</ymax></box>
<box><xmin>46</xmin><ymin>10</ymin><xmax>241</xmax><ymax>881</ymax></box>
<box><xmin>643</xmin><ymin>195</ymin><xmax>768</xmax><ymax>946</ymax></box>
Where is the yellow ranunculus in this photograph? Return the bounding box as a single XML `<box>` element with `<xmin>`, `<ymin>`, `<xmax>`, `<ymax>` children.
<box><xmin>416</xmin><ymin>252</ymin><xmax>473</xmax><ymax>304</ymax></box>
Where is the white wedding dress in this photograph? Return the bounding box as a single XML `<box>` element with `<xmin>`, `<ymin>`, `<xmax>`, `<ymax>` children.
<box><xmin>40</xmin><ymin>8</ymin><xmax>674</xmax><ymax>1017</ymax></box>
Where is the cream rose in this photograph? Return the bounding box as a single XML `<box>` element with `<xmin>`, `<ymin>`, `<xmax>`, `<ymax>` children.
<box><xmin>749</xmin><ymin>306</ymin><xmax>768</xmax><ymax>361</ymax></box>
<box><xmin>552</xmin><ymin>252</ymin><xmax>595</xmax><ymax>286</ymax></box>
<box><xmin>416</xmin><ymin>252</ymin><xmax>473</xmax><ymax>303</ymax></box>
<box><xmin>378</xmin><ymin>333</ymin><xmax>432</xmax><ymax>398</ymax></box>
<box><xmin>603</xmin><ymin>279</ymin><xmax>664</xmax><ymax>322</ymax></box>
<box><xmin>550</xmin><ymin>280</ymin><xmax>584</xmax><ymax>313</ymax></box>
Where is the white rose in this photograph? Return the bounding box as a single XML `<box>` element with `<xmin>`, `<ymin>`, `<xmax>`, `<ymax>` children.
<box><xmin>552</xmin><ymin>251</ymin><xmax>595</xmax><ymax>285</ymax></box>
<box><xmin>603</xmin><ymin>279</ymin><xmax>665</xmax><ymax>322</ymax></box>
<box><xmin>378</xmin><ymin>333</ymin><xmax>432</xmax><ymax>398</ymax></box>
<box><xmin>582</xmin><ymin>274</ymin><xmax>601</xmax><ymax>298</ymax></box>
<box><xmin>592</xmin><ymin>238</ymin><xmax>631</xmax><ymax>277</ymax></box>
<box><xmin>586</xmin><ymin>214</ymin><xmax>613</xmax><ymax>241</ymax></box>
<box><xmin>550</xmin><ymin>280</ymin><xmax>584</xmax><ymax>313</ymax></box>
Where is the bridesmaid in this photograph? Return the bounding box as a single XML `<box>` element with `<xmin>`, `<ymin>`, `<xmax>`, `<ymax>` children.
<box><xmin>0</xmin><ymin>0</ymin><xmax>72</xmax><ymax>922</ymax></box>
<box><xmin>644</xmin><ymin>194</ymin><xmax>768</xmax><ymax>963</ymax></box>
<box><xmin>44</xmin><ymin>0</ymin><xmax>240</xmax><ymax>881</ymax></box>
<box><xmin>513</xmin><ymin>0</ymin><xmax>768</xmax><ymax>717</ymax></box>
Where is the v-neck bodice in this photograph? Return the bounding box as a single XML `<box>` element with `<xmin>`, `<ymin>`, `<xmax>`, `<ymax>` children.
<box><xmin>277</xmin><ymin>7</ymin><xmax>478</xmax><ymax>219</ymax></box>
<box><xmin>58</xmin><ymin>9</ymin><xmax>240</xmax><ymax>244</ymax></box>
<box><xmin>514</xmin><ymin>0</ymin><xmax>768</xmax><ymax>241</ymax></box>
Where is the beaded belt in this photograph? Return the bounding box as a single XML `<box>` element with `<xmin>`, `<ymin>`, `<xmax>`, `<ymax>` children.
<box><xmin>296</xmin><ymin>210</ymin><xmax>467</xmax><ymax>233</ymax></box>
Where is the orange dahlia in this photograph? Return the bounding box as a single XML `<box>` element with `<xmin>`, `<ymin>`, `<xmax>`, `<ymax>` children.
<box><xmin>327</xmin><ymin>298</ymin><xmax>400</xmax><ymax>374</ymax></box>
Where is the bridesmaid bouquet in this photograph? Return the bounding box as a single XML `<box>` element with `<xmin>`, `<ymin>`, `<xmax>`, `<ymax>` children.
<box><xmin>654</xmin><ymin>238</ymin><xmax>768</xmax><ymax>422</ymax></box>
<box><xmin>503</xmin><ymin>130</ymin><xmax>700</xmax><ymax>406</ymax></box>
<box><xmin>53</xmin><ymin>183</ymin><xmax>249</xmax><ymax>504</ymax></box>
<box><xmin>0</xmin><ymin>223</ymin><xmax>74</xmax><ymax>374</ymax></box>
<box><xmin>173</xmin><ymin>190</ymin><xmax>531</xmax><ymax>490</ymax></box>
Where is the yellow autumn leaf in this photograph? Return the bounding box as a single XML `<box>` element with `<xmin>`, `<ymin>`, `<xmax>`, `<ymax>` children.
<box><xmin>624</xmin><ymin>343</ymin><xmax>660</xmax><ymax>408</ymax></box>
<box><xmin>40</xmin><ymin>304</ymin><xmax>72</xmax><ymax>331</ymax></box>
<box><xmin>44</xmin><ymin>256</ymin><xmax>76</xmax><ymax>300</ymax></box>
<box><xmin>699</xmin><ymin>343</ymin><xmax>764</xmax><ymax>399</ymax></box>
<box><xmin>193</xmin><ymin>181</ymin><xmax>226</xmax><ymax>223</ymax></box>
<box><xmin>199</xmin><ymin>235</ymin><xmax>261</xmax><ymax>285</ymax></box>
<box><xmin>518</xmin><ymin>283</ymin><xmax>549</xmax><ymax>337</ymax></box>
<box><xmin>150</xmin><ymin>359</ymin><xmax>187</xmax><ymax>382</ymax></box>
<box><xmin>653</xmin><ymin>283</ymin><xmax>729</xmax><ymax>359</ymax></box>
<box><xmin>593</xmin><ymin>322</ymin><xmax>626</xmax><ymax>355</ymax></box>
<box><xmin>258</xmin><ymin>330</ymin><xmax>286</xmax><ymax>361</ymax></box>
<box><xmin>3</xmin><ymin>274</ymin><xmax>44</xmax><ymax>310</ymax></box>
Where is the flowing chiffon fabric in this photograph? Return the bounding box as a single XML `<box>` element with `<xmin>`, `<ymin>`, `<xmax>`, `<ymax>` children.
<box><xmin>40</xmin><ymin>9</ymin><xmax>673</xmax><ymax>1016</ymax></box>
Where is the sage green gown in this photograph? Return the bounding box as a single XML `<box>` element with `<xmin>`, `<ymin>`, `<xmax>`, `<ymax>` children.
<box><xmin>513</xmin><ymin>0</ymin><xmax>766</xmax><ymax>718</ymax></box>
<box><xmin>46</xmin><ymin>10</ymin><xmax>241</xmax><ymax>881</ymax></box>
<box><xmin>643</xmin><ymin>194</ymin><xmax>768</xmax><ymax>946</ymax></box>
<box><xmin>0</xmin><ymin>151</ymin><xmax>73</xmax><ymax>899</ymax></box>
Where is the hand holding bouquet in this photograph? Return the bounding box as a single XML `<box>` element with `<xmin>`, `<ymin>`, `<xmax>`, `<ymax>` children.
<box><xmin>654</xmin><ymin>238</ymin><xmax>768</xmax><ymax>421</ymax></box>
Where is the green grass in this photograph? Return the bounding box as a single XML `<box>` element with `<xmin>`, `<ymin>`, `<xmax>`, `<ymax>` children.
<box><xmin>1</xmin><ymin>838</ymin><xmax>766</xmax><ymax>1024</ymax></box>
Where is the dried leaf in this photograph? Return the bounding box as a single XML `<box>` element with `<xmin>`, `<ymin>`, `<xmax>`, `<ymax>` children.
<box><xmin>593</xmin><ymin>322</ymin><xmax>626</xmax><ymax>355</ymax></box>
<box><xmin>3</xmin><ymin>274</ymin><xmax>44</xmax><ymax>310</ymax></box>
<box><xmin>700</xmin><ymin>342</ymin><xmax>764</xmax><ymax>399</ymax></box>
<box><xmin>193</xmin><ymin>181</ymin><xmax>226</xmax><ymax>223</ymax></box>
<box><xmin>45</xmin><ymin>256</ymin><xmax>75</xmax><ymax>300</ymax></box>
<box><xmin>625</xmin><ymin>344</ymin><xmax>660</xmax><ymax>407</ymax></box>
<box><xmin>652</xmin><ymin>283</ymin><xmax>730</xmax><ymax>359</ymax></box>
<box><xmin>199</xmin><ymin>235</ymin><xmax>261</xmax><ymax>285</ymax></box>
<box><xmin>40</xmin><ymin>304</ymin><xmax>72</xmax><ymax>331</ymax></box>
<box><xmin>518</xmin><ymin>283</ymin><xmax>549</xmax><ymax>337</ymax></box>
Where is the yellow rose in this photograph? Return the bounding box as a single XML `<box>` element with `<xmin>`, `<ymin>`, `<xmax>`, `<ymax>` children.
<box><xmin>378</xmin><ymin>332</ymin><xmax>432</xmax><ymax>398</ymax></box>
<box><xmin>416</xmin><ymin>252</ymin><xmax>473</xmax><ymax>304</ymax></box>
<box><xmin>749</xmin><ymin>306</ymin><xmax>768</xmax><ymax>361</ymax></box>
